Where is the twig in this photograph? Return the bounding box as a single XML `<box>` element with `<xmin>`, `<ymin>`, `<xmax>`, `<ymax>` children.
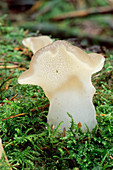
<box><xmin>0</xmin><ymin>61</ymin><xmax>19</xmax><ymax>65</ymax></box>
<box><xmin>6</xmin><ymin>71</ymin><xmax>14</xmax><ymax>80</ymax></box>
<box><xmin>62</xmin><ymin>146</ymin><xmax>76</xmax><ymax>167</ymax></box>
<box><xmin>26</xmin><ymin>1</ymin><xmax>42</xmax><ymax>15</ymax></box>
<box><xmin>31</xmin><ymin>1</ymin><xmax>59</xmax><ymax>19</ymax></box>
<box><xmin>1</xmin><ymin>142</ymin><xmax>12</xmax><ymax>170</ymax></box>
<box><xmin>30</xmin><ymin>104</ymin><xmax>50</xmax><ymax>113</ymax></box>
<box><xmin>0</xmin><ymin>71</ymin><xmax>15</xmax><ymax>90</ymax></box>
<box><xmin>18</xmin><ymin>68</ymin><xmax>26</xmax><ymax>71</ymax></box>
<box><xmin>76</xmin><ymin>34</ymin><xmax>113</xmax><ymax>48</ymax></box>
<box><xmin>53</xmin><ymin>6</ymin><xmax>113</xmax><ymax>20</ymax></box>
<box><xmin>0</xmin><ymin>77</ymin><xmax>14</xmax><ymax>90</ymax></box>
<box><xmin>0</xmin><ymin>65</ymin><xmax>26</xmax><ymax>70</ymax></box>
<box><xmin>2</xmin><ymin>113</ymin><xmax>27</xmax><ymax>121</ymax></box>
<box><xmin>10</xmin><ymin>94</ymin><xmax>18</xmax><ymax>101</ymax></box>
<box><xmin>0</xmin><ymin>65</ymin><xmax>18</xmax><ymax>69</ymax></box>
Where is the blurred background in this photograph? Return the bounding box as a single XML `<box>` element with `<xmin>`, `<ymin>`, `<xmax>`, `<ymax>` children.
<box><xmin>0</xmin><ymin>0</ymin><xmax>113</xmax><ymax>51</ymax></box>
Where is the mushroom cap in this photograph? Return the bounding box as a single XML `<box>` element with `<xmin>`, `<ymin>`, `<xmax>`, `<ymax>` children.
<box><xmin>88</xmin><ymin>53</ymin><xmax>105</xmax><ymax>73</ymax></box>
<box><xmin>18</xmin><ymin>40</ymin><xmax>105</xmax><ymax>99</ymax></box>
<box><xmin>22</xmin><ymin>36</ymin><xmax>53</xmax><ymax>54</ymax></box>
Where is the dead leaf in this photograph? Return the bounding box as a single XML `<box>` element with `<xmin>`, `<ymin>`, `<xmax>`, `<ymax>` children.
<box><xmin>52</xmin><ymin>124</ymin><xmax>55</xmax><ymax>130</ymax></box>
<box><xmin>78</xmin><ymin>122</ymin><xmax>82</xmax><ymax>128</ymax></box>
<box><xmin>100</xmin><ymin>114</ymin><xmax>106</xmax><ymax>116</ymax></box>
<box><xmin>96</xmin><ymin>113</ymin><xmax>106</xmax><ymax>117</ymax></box>
<box><xmin>109</xmin><ymin>155</ymin><xmax>113</xmax><ymax>159</ymax></box>
<box><xmin>62</xmin><ymin>127</ymin><xmax>66</xmax><ymax>137</ymax></box>
<box><xmin>6</xmin><ymin>84</ymin><xmax>9</xmax><ymax>90</ymax></box>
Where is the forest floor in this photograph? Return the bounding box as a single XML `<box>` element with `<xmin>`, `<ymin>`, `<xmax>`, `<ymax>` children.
<box><xmin>0</xmin><ymin>0</ymin><xmax>113</xmax><ymax>169</ymax></box>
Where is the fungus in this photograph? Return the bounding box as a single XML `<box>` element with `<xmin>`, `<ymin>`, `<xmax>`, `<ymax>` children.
<box><xmin>18</xmin><ymin>40</ymin><xmax>105</xmax><ymax>131</ymax></box>
<box><xmin>22</xmin><ymin>36</ymin><xmax>53</xmax><ymax>54</ymax></box>
<box><xmin>0</xmin><ymin>138</ymin><xmax>3</xmax><ymax>159</ymax></box>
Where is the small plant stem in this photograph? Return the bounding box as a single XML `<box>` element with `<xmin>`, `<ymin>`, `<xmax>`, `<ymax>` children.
<box><xmin>62</xmin><ymin>127</ymin><xmax>66</xmax><ymax>137</ymax></box>
<box><xmin>2</xmin><ymin>113</ymin><xmax>27</xmax><ymax>121</ymax></box>
<box><xmin>0</xmin><ymin>65</ymin><xmax>26</xmax><ymax>70</ymax></box>
<box><xmin>0</xmin><ymin>77</ymin><xmax>14</xmax><ymax>90</ymax></box>
<box><xmin>53</xmin><ymin>6</ymin><xmax>113</xmax><ymax>20</ymax></box>
<box><xmin>6</xmin><ymin>71</ymin><xmax>15</xmax><ymax>80</ymax></box>
<box><xmin>10</xmin><ymin>94</ymin><xmax>18</xmax><ymax>101</ymax></box>
<box><xmin>62</xmin><ymin>146</ymin><xmax>76</xmax><ymax>167</ymax></box>
<box><xmin>0</xmin><ymin>61</ymin><xmax>19</xmax><ymax>65</ymax></box>
<box><xmin>2</xmin><ymin>143</ymin><xmax>12</xmax><ymax>170</ymax></box>
<box><xmin>0</xmin><ymin>65</ymin><xmax>18</xmax><ymax>69</ymax></box>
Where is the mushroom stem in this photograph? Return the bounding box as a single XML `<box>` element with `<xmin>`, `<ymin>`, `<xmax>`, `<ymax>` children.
<box><xmin>47</xmin><ymin>76</ymin><xmax>97</xmax><ymax>131</ymax></box>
